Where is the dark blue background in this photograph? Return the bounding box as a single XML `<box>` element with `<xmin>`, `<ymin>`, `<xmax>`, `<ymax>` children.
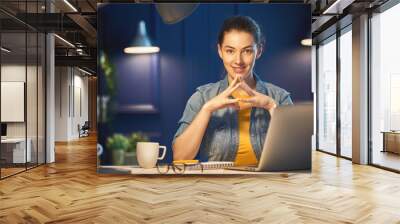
<box><xmin>98</xmin><ymin>3</ymin><xmax>312</xmax><ymax>164</ymax></box>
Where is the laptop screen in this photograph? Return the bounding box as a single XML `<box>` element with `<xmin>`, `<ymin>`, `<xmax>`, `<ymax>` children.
<box><xmin>1</xmin><ymin>123</ymin><xmax>7</xmax><ymax>137</ymax></box>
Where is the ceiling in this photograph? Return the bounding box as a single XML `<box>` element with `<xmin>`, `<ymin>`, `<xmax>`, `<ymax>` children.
<box><xmin>1</xmin><ymin>0</ymin><xmax>97</xmax><ymax>72</ymax></box>
<box><xmin>0</xmin><ymin>0</ymin><xmax>390</xmax><ymax>72</ymax></box>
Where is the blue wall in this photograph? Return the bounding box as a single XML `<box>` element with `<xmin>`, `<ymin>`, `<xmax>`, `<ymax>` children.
<box><xmin>98</xmin><ymin>3</ymin><xmax>311</xmax><ymax>164</ymax></box>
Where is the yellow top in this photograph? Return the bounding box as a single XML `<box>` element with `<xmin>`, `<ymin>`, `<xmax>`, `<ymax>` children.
<box><xmin>231</xmin><ymin>90</ymin><xmax>258</xmax><ymax>166</ymax></box>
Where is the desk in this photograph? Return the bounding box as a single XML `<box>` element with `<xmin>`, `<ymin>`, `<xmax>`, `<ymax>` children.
<box><xmin>382</xmin><ymin>131</ymin><xmax>400</xmax><ymax>154</ymax></box>
<box><xmin>1</xmin><ymin>138</ymin><xmax>31</xmax><ymax>163</ymax></box>
<box><xmin>98</xmin><ymin>166</ymin><xmax>305</xmax><ymax>175</ymax></box>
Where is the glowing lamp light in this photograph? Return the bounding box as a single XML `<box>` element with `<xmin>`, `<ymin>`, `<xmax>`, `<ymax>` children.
<box><xmin>301</xmin><ymin>38</ymin><xmax>312</xmax><ymax>46</ymax></box>
<box><xmin>124</xmin><ymin>21</ymin><xmax>160</xmax><ymax>54</ymax></box>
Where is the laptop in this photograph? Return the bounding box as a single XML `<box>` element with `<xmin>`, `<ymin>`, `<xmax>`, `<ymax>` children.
<box><xmin>1</xmin><ymin>123</ymin><xmax>7</xmax><ymax>140</ymax></box>
<box><xmin>227</xmin><ymin>102</ymin><xmax>313</xmax><ymax>172</ymax></box>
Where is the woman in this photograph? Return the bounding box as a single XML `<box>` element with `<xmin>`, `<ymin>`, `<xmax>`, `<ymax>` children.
<box><xmin>172</xmin><ymin>16</ymin><xmax>293</xmax><ymax>166</ymax></box>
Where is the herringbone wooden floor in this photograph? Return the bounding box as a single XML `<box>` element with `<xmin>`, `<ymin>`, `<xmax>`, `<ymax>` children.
<box><xmin>1</xmin><ymin>135</ymin><xmax>400</xmax><ymax>224</ymax></box>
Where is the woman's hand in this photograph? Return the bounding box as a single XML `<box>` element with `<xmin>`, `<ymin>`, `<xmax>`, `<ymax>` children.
<box><xmin>237</xmin><ymin>81</ymin><xmax>277</xmax><ymax>114</ymax></box>
<box><xmin>202</xmin><ymin>76</ymin><xmax>242</xmax><ymax>113</ymax></box>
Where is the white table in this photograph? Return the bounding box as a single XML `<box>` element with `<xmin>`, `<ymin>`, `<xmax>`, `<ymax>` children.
<box><xmin>1</xmin><ymin>138</ymin><xmax>31</xmax><ymax>163</ymax></box>
<box><xmin>98</xmin><ymin>165</ymin><xmax>304</xmax><ymax>175</ymax></box>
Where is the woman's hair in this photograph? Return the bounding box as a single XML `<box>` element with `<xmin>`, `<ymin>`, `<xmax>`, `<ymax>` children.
<box><xmin>217</xmin><ymin>16</ymin><xmax>265</xmax><ymax>48</ymax></box>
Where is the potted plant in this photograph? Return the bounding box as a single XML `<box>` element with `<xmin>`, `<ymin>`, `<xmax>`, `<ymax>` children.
<box><xmin>125</xmin><ymin>132</ymin><xmax>149</xmax><ymax>165</ymax></box>
<box><xmin>106</xmin><ymin>134</ymin><xmax>129</xmax><ymax>165</ymax></box>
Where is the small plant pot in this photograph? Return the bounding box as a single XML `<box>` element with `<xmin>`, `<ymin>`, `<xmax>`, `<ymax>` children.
<box><xmin>124</xmin><ymin>151</ymin><xmax>137</xmax><ymax>165</ymax></box>
<box><xmin>112</xmin><ymin>150</ymin><xmax>125</xmax><ymax>165</ymax></box>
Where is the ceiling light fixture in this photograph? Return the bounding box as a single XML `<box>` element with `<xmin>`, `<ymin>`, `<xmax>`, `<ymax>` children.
<box><xmin>78</xmin><ymin>67</ymin><xmax>93</xmax><ymax>76</ymax></box>
<box><xmin>63</xmin><ymin>0</ymin><xmax>78</xmax><ymax>12</ymax></box>
<box><xmin>1</xmin><ymin>47</ymin><xmax>11</xmax><ymax>53</ymax></box>
<box><xmin>155</xmin><ymin>3</ymin><xmax>199</xmax><ymax>24</ymax></box>
<box><xmin>322</xmin><ymin>0</ymin><xmax>354</xmax><ymax>15</ymax></box>
<box><xmin>54</xmin><ymin>34</ymin><xmax>75</xmax><ymax>48</ymax></box>
<box><xmin>124</xmin><ymin>21</ymin><xmax>160</xmax><ymax>54</ymax></box>
<box><xmin>301</xmin><ymin>38</ymin><xmax>312</xmax><ymax>46</ymax></box>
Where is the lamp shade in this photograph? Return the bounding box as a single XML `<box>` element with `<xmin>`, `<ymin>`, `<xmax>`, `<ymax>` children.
<box><xmin>155</xmin><ymin>3</ymin><xmax>199</xmax><ymax>24</ymax></box>
<box><xmin>124</xmin><ymin>21</ymin><xmax>160</xmax><ymax>54</ymax></box>
<box><xmin>300</xmin><ymin>38</ymin><xmax>312</xmax><ymax>46</ymax></box>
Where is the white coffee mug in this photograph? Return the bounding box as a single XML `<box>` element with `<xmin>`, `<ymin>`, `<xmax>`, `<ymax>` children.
<box><xmin>136</xmin><ymin>142</ymin><xmax>167</xmax><ymax>169</ymax></box>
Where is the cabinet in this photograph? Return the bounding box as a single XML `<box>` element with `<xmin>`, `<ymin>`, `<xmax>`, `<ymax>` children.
<box><xmin>382</xmin><ymin>131</ymin><xmax>400</xmax><ymax>154</ymax></box>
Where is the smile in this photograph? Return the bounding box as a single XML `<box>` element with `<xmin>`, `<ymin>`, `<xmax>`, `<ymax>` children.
<box><xmin>232</xmin><ymin>67</ymin><xmax>245</xmax><ymax>73</ymax></box>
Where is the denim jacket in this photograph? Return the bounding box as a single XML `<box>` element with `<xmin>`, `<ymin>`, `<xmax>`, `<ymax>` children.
<box><xmin>172</xmin><ymin>74</ymin><xmax>293</xmax><ymax>161</ymax></box>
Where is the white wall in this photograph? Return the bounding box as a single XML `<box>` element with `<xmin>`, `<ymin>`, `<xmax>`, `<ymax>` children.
<box><xmin>1</xmin><ymin>65</ymin><xmax>40</xmax><ymax>138</ymax></box>
<box><xmin>1</xmin><ymin>65</ymin><xmax>26</xmax><ymax>139</ymax></box>
<box><xmin>55</xmin><ymin>67</ymin><xmax>89</xmax><ymax>141</ymax></box>
<box><xmin>1</xmin><ymin>82</ymin><xmax>25</xmax><ymax>122</ymax></box>
<box><xmin>1</xmin><ymin>63</ymin><xmax>46</xmax><ymax>163</ymax></box>
<box><xmin>1</xmin><ymin>64</ymin><xmax>26</xmax><ymax>81</ymax></box>
<box><xmin>55</xmin><ymin>66</ymin><xmax>69</xmax><ymax>141</ymax></box>
<box><xmin>72</xmin><ymin>73</ymin><xmax>89</xmax><ymax>138</ymax></box>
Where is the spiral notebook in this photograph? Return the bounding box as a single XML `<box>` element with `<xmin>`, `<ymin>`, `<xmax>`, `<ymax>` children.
<box><xmin>186</xmin><ymin>161</ymin><xmax>235</xmax><ymax>170</ymax></box>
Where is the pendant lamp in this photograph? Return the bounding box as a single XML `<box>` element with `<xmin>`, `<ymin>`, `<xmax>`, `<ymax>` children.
<box><xmin>155</xmin><ymin>3</ymin><xmax>199</xmax><ymax>24</ymax></box>
<box><xmin>124</xmin><ymin>20</ymin><xmax>160</xmax><ymax>54</ymax></box>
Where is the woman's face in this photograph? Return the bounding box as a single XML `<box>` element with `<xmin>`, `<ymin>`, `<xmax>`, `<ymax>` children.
<box><xmin>218</xmin><ymin>29</ymin><xmax>262</xmax><ymax>81</ymax></box>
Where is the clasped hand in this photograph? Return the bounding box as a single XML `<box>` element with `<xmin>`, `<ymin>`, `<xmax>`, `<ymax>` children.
<box><xmin>202</xmin><ymin>75</ymin><xmax>276</xmax><ymax>114</ymax></box>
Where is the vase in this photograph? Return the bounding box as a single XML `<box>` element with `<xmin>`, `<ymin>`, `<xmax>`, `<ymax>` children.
<box><xmin>124</xmin><ymin>151</ymin><xmax>137</xmax><ymax>165</ymax></box>
<box><xmin>112</xmin><ymin>150</ymin><xmax>125</xmax><ymax>165</ymax></box>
